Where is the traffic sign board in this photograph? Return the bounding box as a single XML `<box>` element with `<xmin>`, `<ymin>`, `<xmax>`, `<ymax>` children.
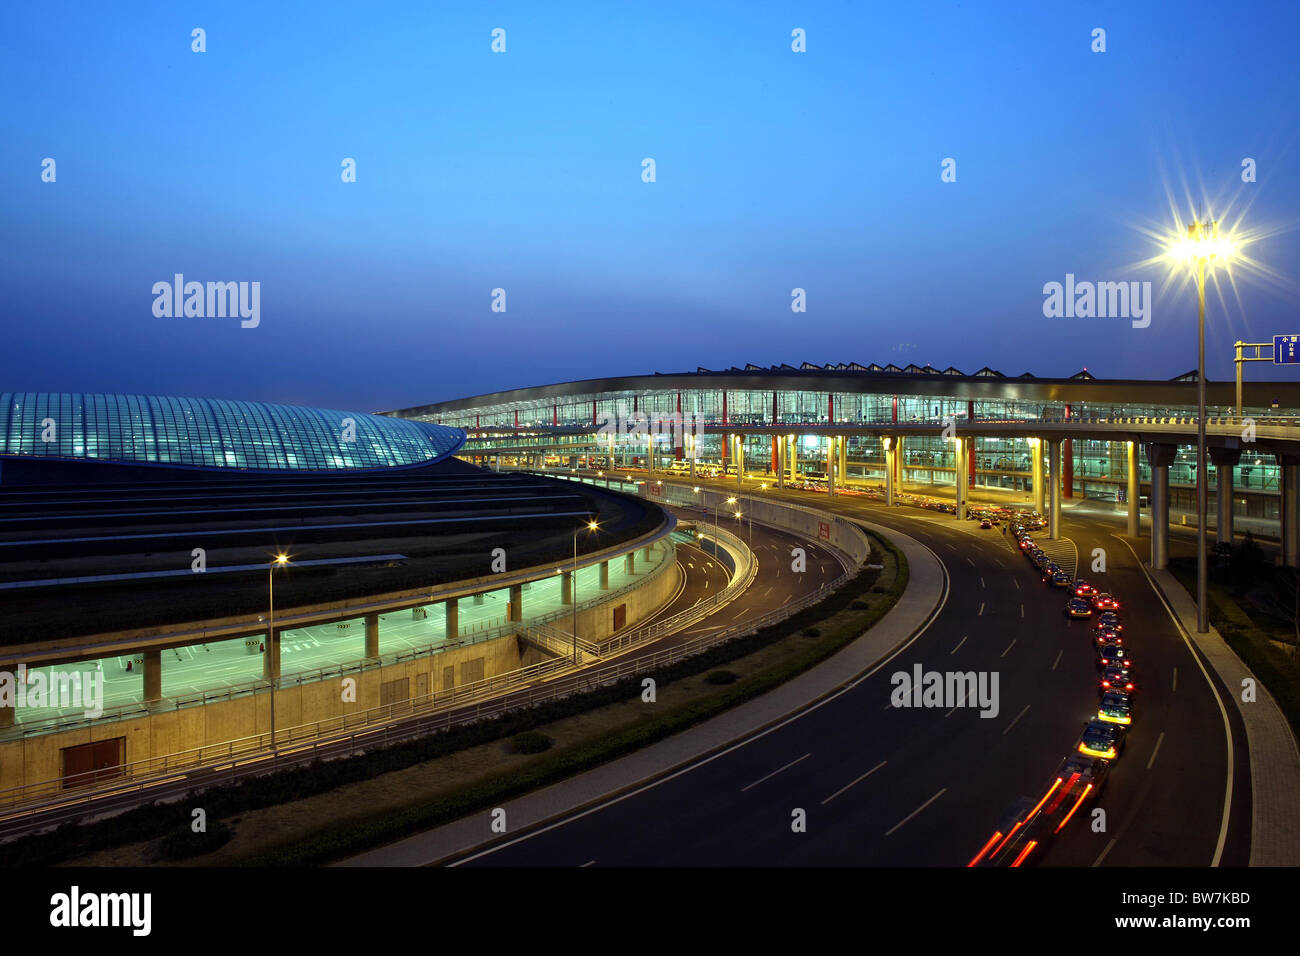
<box><xmin>1273</xmin><ymin>335</ymin><xmax>1300</xmax><ymax>364</ymax></box>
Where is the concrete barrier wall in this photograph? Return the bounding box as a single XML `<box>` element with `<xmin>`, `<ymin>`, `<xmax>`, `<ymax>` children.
<box><xmin>0</xmin><ymin>538</ymin><xmax>679</xmax><ymax>794</ymax></box>
<box><xmin>647</xmin><ymin>481</ymin><xmax>871</xmax><ymax>566</ymax></box>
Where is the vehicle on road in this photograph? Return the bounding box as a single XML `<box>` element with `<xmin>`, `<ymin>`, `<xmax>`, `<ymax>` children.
<box><xmin>1094</xmin><ymin>627</ymin><xmax>1124</xmax><ymax>649</ymax></box>
<box><xmin>1097</xmin><ymin>692</ymin><xmax>1134</xmax><ymax>726</ymax></box>
<box><xmin>1066</xmin><ymin>597</ymin><xmax>1093</xmax><ymax>618</ymax></box>
<box><xmin>979</xmin><ymin>518</ymin><xmax>993</xmax><ymax>529</ymax></box>
<box><xmin>1077</xmin><ymin>719</ymin><xmax>1127</xmax><ymax>759</ymax></box>
<box><xmin>1100</xmin><ymin>664</ymin><xmax>1135</xmax><ymax>693</ymax></box>
<box><xmin>1098</xmin><ymin>644</ymin><xmax>1132</xmax><ymax>669</ymax></box>
<box><xmin>1072</xmin><ymin>580</ymin><xmax>1098</xmax><ymax>598</ymax></box>
<box><xmin>1049</xmin><ymin>570</ymin><xmax>1072</xmax><ymax>588</ymax></box>
<box><xmin>1094</xmin><ymin>611</ymin><xmax>1123</xmax><ymax>632</ymax></box>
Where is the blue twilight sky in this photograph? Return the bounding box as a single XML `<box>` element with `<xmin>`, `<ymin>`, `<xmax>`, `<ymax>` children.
<box><xmin>3</xmin><ymin>0</ymin><xmax>1299</xmax><ymax>412</ymax></box>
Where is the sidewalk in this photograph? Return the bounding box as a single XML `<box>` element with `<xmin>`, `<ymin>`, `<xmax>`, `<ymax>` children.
<box><xmin>1136</xmin><ymin>556</ymin><xmax>1300</xmax><ymax>865</ymax></box>
<box><xmin>337</xmin><ymin>518</ymin><xmax>945</xmax><ymax>866</ymax></box>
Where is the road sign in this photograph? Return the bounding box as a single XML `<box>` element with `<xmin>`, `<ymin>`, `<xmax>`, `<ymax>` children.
<box><xmin>1273</xmin><ymin>335</ymin><xmax>1300</xmax><ymax>364</ymax></box>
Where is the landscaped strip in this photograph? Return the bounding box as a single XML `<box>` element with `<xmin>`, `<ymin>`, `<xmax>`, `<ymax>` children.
<box><xmin>6</xmin><ymin>531</ymin><xmax>905</xmax><ymax>867</ymax></box>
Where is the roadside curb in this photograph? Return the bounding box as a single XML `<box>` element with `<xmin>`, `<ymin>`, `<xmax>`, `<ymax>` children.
<box><xmin>1125</xmin><ymin>542</ymin><xmax>1300</xmax><ymax>866</ymax></box>
<box><xmin>335</xmin><ymin>520</ymin><xmax>946</xmax><ymax>866</ymax></box>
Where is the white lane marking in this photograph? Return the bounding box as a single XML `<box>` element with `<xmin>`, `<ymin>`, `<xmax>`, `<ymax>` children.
<box><xmin>980</xmin><ymin>576</ymin><xmax>985</xmax><ymax>589</ymax></box>
<box><xmin>1092</xmin><ymin>838</ymin><xmax>1116</xmax><ymax>867</ymax></box>
<box><xmin>820</xmin><ymin>760</ymin><xmax>887</xmax><ymax>805</ymax></box>
<box><xmin>885</xmin><ymin>788</ymin><xmax>947</xmax><ymax>836</ymax></box>
<box><xmin>1147</xmin><ymin>731</ymin><xmax>1166</xmax><ymax>770</ymax></box>
<box><xmin>1000</xmin><ymin>639</ymin><xmax>1016</xmax><ymax>658</ymax></box>
<box><xmin>994</xmin><ymin>560</ymin><xmax>1005</xmax><ymax>568</ymax></box>
<box><xmin>946</xmin><ymin>543</ymin><xmax>957</xmax><ymax>552</ymax></box>
<box><xmin>580</xmin><ymin>860</ymin><xmax>596</xmax><ymax>867</ymax></box>
<box><xmin>1112</xmin><ymin>534</ymin><xmax>1233</xmax><ymax>868</ymax></box>
<box><xmin>966</xmin><ymin>557</ymin><xmax>975</xmax><ymax>567</ymax></box>
<box><xmin>1013</xmin><ymin>579</ymin><xmax>1021</xmax><ymax>590</ymax></box>
<box><xmin>741</xmin><ymin>752</ymin><xmax>812</xmax><ymax>792</ymax></box>
<box><xmin>978</xmin><ymin>602</ymin><xmax>985</xmax><ymax>616</ymax></box>
<box><xmin>449</xmin><ymin>536</ymin><xmax>952</xmax><ymax>867</ymax></box>
<box><xmin>950</xmin><ymin>635</ymin><xmax>967</xmax><ymax>654</ymax></box>
<box><xmin>1172</xmin><ymin>667</ymin><xmax>1178</xmax><ymax>693</ymax></box>
<box><xmin>1051</xmin><ymin>649</ymin><xmax>1063</xmax><ymax>670</ymax></box>
<box><xmin>1020</xmin><ymin>604</ymin><xmax>1024</xmax><ymax>618</ymax></box>
<box><xmin>1002</xmin><ymin>705</ymin><xmax>1031</xmax><ymax>735</ymax></box>
<box><xmin>944</xmin><ymin>688</ymin><xmax>974</xmax><ymax>717</ymax></box>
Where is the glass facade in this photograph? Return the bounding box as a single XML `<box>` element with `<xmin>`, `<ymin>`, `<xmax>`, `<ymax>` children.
<box><xmin>0</xmin><ymin>393</ymin><xmax>465</xmax><ymax>473</ymax></box>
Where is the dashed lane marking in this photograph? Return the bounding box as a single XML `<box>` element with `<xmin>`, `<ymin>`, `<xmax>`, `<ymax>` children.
<box><xmin>742</xmin><ymin>752</ymin><xmax>812</xmax><ymax>793</ymax></box>
<box><xmin>820</xmin><ymin>760</ymin><xmax>887</xmax><ymax>805</ymax></box>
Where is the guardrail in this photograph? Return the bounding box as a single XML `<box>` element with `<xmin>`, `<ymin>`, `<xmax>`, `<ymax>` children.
<box><xmin>0</xmin><ymin>485</ymin><xmax>865</xmax><ymax>818</ymax></box>
<box><xmin>3</xmin><ymin>536</ymin><xmax>677</xmax><ymax>741</ymax></box>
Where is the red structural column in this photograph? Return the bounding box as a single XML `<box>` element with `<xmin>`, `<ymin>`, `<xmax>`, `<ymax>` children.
<box><xmin>892</xmin><ymin>396</ymin><xmax>899</xmax><ymax>482</ymax></box>
<box><xmin>592</xmin><ymin>400</ymin><xmax>597</xmax><ymax>425</ymax></box>
<box><xmin>1063</xmin><ymin>403</ymin><xmax>1074</xmax><ymax>499</ymax></box>
<box><xmin>771</xmin><ymin>436</ymin><xmax>778</xmax><ymax>474</ymax></box>
<box><xmin>967</xmin><ymin>400</ymin><xmax>976</xmax><ymax>489</ymax></box>
<box><xmin>721</xmin><ymin>391</ymin><xmax>729</xmax><ymax>461</ymax></box>
<box><xmin>675</xmin><ymin>392</ymin><xmax>683</xmax><ymax>460</ymax></box>
<box><xmin>514</xmin><ymin>409</ymin><xmax>519</xmax><ymax>429</ymax></box>
<box><xmin>828</xmin><ymin>394</ymin><xmax>834</xmax><ymax>422</ymax></box>
<box><xmin>552</xmin><ymin>404</ymin><xmax>557</xmax><ymax>426</ymax></box>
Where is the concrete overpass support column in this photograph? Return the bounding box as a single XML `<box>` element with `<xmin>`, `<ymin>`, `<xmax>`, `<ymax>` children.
<box><xmin>736</xmin><ymin>436</ymin><xmax>744</xmax><ymax>488</ymax></box>
<box><xmin>262</xmin><ymin>628</ymin><xmax>280</xmax><ymax>681</ymax></box>
<box><xmin>827</xmin><ymin>437</ymin><xmax>836</xmax><ymax>496</ymax></box>
<box><xmin>625</xmin><ymin>552</ymin><xmax>636</xmax><ymax>575</ymax></box>
<box><xmin>646</xmin><ymin>436</ymin><xmax>654</xmax><ymax>476</ymax></box>
<box><xmin>599</xmin><ymin>560</ymin><xmax>610</xmax><ymax>589</ymax></box>
<box><xmin>896</xmin><ymin>436</ymin><xmax>904</xmax><ymax>486</ymax></box>
<box><xmin>445</xmin><ymin>599</ymin><xmax>458</xmax><ymax>639</ymax></box>
<box><xmin>143</xmin><ymin>649</ymin><xmax>162</xmax><ymax>702</ymax></box>
<box><xmin>561</xmin><ymin>571</ymin><xmax>573</xmax><ymax>605</ymax></box>
<box><xmin>508</xmin><ymin>584</ymin><xmax>523</xmax><ymax>622</ymax></box>
<box><xmin>776</xmin><ymin>437</ymin><xmax>785</xmax><ymax>489</ymax></box>
<box><xmin>1031</xmin><ymin>439</ymin><xmax>1045</xmax><ymax>517</ymax></box>
<box><xmin>1210</xmin><ymin>446</ymin><xmax>1241</xmax><ymax>548</ymax></box>
<box><xmin>838</xmin><ymin>436</ymin><xmax>848</xmax><ymax>484</ymax></box>
<box><xmin>884</xmin><ymin>438</ymin><xmax>895</xmax><ymax>507</ymax></box>
<box><xmin>689</xmin><ymin>434</ymin><xmax>697</xmax><ymax>479</ymax></box>
<box><xmin>1282</xmin><ymin>456</ymin><xmax>1300</xmax><ymax>568</ymax></box>
<box><xmin>788</xmin><ymin>435</ymin><xmax>797</xmax><ymax>482</ymax></box>
<box><xmin>1047</xmin><ymin>440</ymin><xmax>1062</xmax><ymax>540</ymax></box>
<box><xmin>365</xmin><ymin>612</ymin><xmax>379</xmax><ymax>658</ymax></box>
<box><xmin>1144</xmin><ymin>443</ymin><xmax>1176</xmax><ymax>570</ymax></box>
<box><xmin>1126</xmin><ymin>441</ymin><xmax>1140</xmax><ymax>537</ymax></box>
<box><xmin>953</xmin><ymin>438</ymin><xmax>966</xmax><ymax>520</ymax></box>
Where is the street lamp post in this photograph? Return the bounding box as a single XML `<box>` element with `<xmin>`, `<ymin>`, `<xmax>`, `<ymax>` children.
<box><xmin>267</xmin><ymin>553</ymin><xmax>288</xmax><ymax>751</ymax></box>
<box><xmin>1168</xmin><ymin>219</ymin><xmax>1236</xmax><ymax>635</ymax></box>
<box><xmin>573</xmin><ymin>519</ymin><xmax>598</xmax><ymax>663</ymax></box>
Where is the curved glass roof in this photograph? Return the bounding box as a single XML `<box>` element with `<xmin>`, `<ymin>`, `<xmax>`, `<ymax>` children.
<box><xmin>0</xmin><ymin>393</ymin><xmax>465</xmax><ymax>473</ymax></box>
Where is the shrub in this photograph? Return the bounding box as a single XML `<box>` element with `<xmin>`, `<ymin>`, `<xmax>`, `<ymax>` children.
<box><xmin>511</xmin><ymin>731</ymin><xmax>553</xmax><ymax>754</ymax></box>
<box><xmin>802</xmin><ymin>627</ymin><xmax>821</xmax><ymax>638</ymax></box>
<box><xmin>704</xmin><ymin>670</ymin><xmax>738</xmax><ymax>685</ymax></box>
<box><xmin>158</xmin><ymin>820</ymin><xmax>232</xmax><ymax>860</ymax></box>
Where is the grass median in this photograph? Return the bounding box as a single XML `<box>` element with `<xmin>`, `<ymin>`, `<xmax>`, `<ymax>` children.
<box><xmin>12</xmin><ymin>529</ymin><xmax>908</xmax><ymax>868</ymax></box>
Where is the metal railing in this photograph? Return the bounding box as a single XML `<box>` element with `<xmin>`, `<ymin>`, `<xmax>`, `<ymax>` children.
<box><xmin>3</xmin><ymin>540</ymin><xmax>677</xmax><ymax>740</ymax></box>
<box><xmin>0</xmin><ymin>489</ymin><xmax>863</xmax><ymax>818</ymax></box>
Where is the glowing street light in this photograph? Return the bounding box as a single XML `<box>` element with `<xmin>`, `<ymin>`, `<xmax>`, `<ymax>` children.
<box><xmin>1166</xmin><ymin>218</ymin><xmax>1239</xmax><ymax>635</ymax></box>
<box><xmin>268</xmin><ymin>552</ymin><xmax>290</xmax><ymax>751</ymax></box>
<box><xmin>572</xmin><ymin>519</ymin><xmax>599</xmax><ymax>663</ymax></box>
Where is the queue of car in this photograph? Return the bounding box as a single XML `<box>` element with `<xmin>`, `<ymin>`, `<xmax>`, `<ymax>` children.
<box><xmin>973</xmin><ymin>521</ymin><xmax>1138</xmax><ymax>864</ymax></box>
